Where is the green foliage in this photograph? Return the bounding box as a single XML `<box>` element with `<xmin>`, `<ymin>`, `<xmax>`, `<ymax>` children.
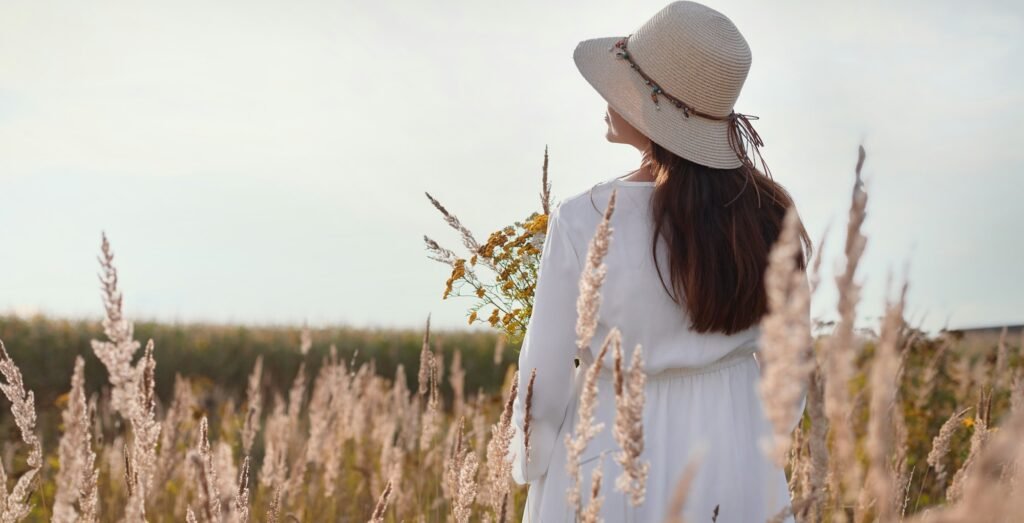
<box><xmin>0</xmin><ymin>314</ymin><xmax>514</xmax><ymax>445</ymax></box>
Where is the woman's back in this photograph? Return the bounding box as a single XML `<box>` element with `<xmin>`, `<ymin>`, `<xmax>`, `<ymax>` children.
<box><xmin>510</xmin><ymin>175</ymin><xmax>801</xmax><ymax>522</ymax></box>
<box><xmin>559</xmin><ymin>176</ymin><xmax>762</xmax><ymax>373</ymax></box>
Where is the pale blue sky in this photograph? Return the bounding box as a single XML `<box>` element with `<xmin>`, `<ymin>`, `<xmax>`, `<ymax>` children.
<box><xmin>1</xmin><ymin>0</ymin><xmax>1021</xmax><ymax>335</ymax></box>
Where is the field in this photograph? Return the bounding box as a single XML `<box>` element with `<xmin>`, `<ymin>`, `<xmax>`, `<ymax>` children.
<box><xmin>1</xmin><ymin>151</ymin><xmax>1023</xmax><ymax>522</ymax></box>
<box><xmin>0</xmin><ymin>308</ymin><xmax>522</xmax><ymax>522</ymax></box>
<box><xmin>1</xmin><ymin>292</ymin><xmax>1019</xmax><ymax>522</ymax></box>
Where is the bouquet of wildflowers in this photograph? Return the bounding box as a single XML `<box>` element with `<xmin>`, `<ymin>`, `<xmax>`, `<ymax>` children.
<box><xmin>423</xmin><ymin>147</ymin><xmax>554</xmax><ymax>345</ymax></box>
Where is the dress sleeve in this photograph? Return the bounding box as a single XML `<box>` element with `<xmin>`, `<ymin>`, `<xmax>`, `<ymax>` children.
<box><xmin>509</xmin><ymin>202</ymin><xmax>584</xmax><ymax>485</ymax></box>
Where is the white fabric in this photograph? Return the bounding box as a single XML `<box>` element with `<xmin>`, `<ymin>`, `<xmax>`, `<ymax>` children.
<box><xmin>509</xmin><ymin>176</ymin><xmax>805</xmax><ymax>522</ymax></box>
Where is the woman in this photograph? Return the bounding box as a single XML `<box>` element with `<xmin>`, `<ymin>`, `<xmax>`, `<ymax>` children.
<box><xmin>509</xmin><ymin>2</ymin><xmax>813</xmax><ymax>522</ymax></box>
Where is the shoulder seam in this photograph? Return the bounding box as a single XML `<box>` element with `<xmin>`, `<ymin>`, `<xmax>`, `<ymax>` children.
<box><xmin>551</xmin><ymin>202</ymin><xmax>583</xmax><ymax>269</ymax></box>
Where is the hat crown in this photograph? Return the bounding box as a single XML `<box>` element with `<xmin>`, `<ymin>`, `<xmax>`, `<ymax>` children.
<box><xmin>628</xmin><ymin>1</ymin><xmax>751</xmax><ymax>118</ymax></box>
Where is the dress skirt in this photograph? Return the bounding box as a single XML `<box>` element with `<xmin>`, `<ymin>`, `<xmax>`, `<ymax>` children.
<box><xmin>521</xmin><ymin>349</ymin><xmax>798</xmax><ymax>523</ymax></box>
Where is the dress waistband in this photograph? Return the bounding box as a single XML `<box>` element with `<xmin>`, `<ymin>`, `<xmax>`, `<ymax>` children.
<box><xmin>593</xmin><ymin>341</ymin><xmax>759</xmax><ymax>381</ymax></box>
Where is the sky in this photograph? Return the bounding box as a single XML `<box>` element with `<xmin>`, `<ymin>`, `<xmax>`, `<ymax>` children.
<box><xmin>1</xmin><ymin>0</ymin><xmax>1021</xmax><ymax>336</ymax></box>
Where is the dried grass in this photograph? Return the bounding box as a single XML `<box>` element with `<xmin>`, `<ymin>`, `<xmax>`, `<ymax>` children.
<box><xmin>1</xmin><ymin>146</ymin><xmax>1022</xmax><ymax>522</ymax></box>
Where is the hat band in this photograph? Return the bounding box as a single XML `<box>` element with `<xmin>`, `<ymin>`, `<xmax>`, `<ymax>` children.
<box><xmin>609</xmin><ymin>34</ymin><xmax>770</xmax><ymax>176</ymax></box>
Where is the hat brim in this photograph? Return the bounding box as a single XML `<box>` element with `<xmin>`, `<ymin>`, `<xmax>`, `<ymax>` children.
<box><xmin>573</xmin><ymin>36</ymin><xmax>743</xmax><ymax>169</ymax></box>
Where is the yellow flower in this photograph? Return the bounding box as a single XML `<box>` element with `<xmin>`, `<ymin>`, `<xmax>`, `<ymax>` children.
<box><xmin>525</xmin><ymin>214</ymin><xmax>548</xmax><ymax>234</ymax></box>
<box><xmin>432</xmin><ymin>207</ymin><xmax>542</xmax><ymax>341</ymax></box>
<box><xmin>962</xmin><ymin>417</ymin><xmax>974</xmax><ymax>428</ymax></box>
<box><xmin>452</xmin><ymin>258</ymin><xmax>466</xmax><ymax>279</ymax></box>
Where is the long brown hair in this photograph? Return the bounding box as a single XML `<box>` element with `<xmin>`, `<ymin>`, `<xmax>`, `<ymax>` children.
<box><xmin>641</xmin><ymin>141</ymin><xmax>813</xmax><ymax>335</ymax></box>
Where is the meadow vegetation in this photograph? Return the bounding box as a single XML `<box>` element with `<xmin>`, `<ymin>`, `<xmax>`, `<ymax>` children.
<box><xmin>0</xmin><ymin>147</ymin><xmax>1021</xmax><ymax>522</ymax></box>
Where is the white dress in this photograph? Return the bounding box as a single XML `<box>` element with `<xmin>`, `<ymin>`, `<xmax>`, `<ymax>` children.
<box><xmin>509</xmin><ymin>176</ymin><xmax>806</xmax><ymax>523</ymax></box>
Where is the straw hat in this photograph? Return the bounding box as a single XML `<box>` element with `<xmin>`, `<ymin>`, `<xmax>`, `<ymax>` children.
<box><xmin>573</xmin><ymin>1</ymin><xmax>766</xmax><ymax>171</ymax></box>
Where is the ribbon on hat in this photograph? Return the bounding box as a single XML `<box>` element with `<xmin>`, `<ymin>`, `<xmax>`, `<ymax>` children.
<box><xmin>609</xmin><ymin>35</ymin><xmax>772</xmax><ymax>178</ymax></box>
